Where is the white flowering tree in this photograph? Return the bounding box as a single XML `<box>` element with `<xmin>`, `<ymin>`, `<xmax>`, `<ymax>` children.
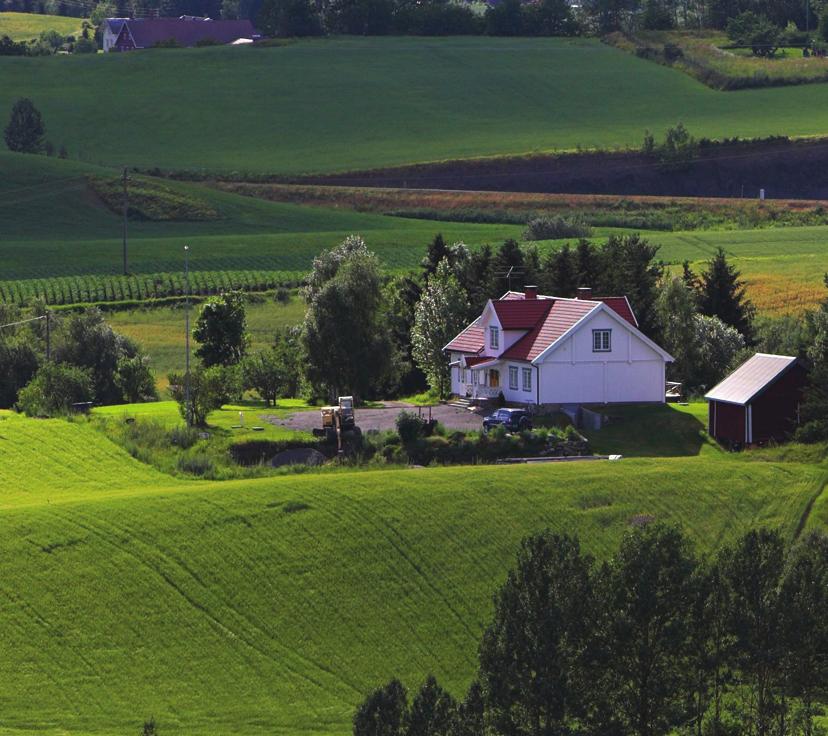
<box><xmin>412</xmin><ymin>260</ymin><xmax>470</xmax><ymax>398</ymax></box>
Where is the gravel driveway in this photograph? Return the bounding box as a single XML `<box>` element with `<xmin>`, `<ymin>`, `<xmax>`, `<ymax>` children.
<box><xmin>264</xmin><ymin>402</ymin><xmax>486</xmax><ymax>433</ymax></box>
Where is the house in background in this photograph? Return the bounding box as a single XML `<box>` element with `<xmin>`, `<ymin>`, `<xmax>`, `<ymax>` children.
<box><xmin>103</xmin><ymin>17</ymin><xmax>259</xmax><ymax>52</ymax></box>
<box><xmin>705</xmin><ymin>353</ymin><xmax>807</xmax><ymax>448</ymax></box>
<box><xmin>444</xmin><ymin>287</ymin><xmax>673</xmax><ymax>407</ymax></box>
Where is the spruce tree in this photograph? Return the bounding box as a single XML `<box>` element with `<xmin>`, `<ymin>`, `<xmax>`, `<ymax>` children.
<box><xmin>542</xmin><ymin>244</ymin><xmax>577</xmax><ymax>297</ymax></box>
<box><xmin>421</xmin><ymin>234</ymin><xmax>449</xmax><ymax>281</ymax></box>
<box><xmin>491</xmin><ymin>239</ymin><xmax>525</xmax><ymax>295</ymax></box>
<box><xmin>699</xmin><ymin>247</ymin><xmax>755</xmax><ymax>341</ymax></box>
<box><xmin>4</xmin><ymin>98</ymin><xmax>45</xmax><ymax>154</ymax></box>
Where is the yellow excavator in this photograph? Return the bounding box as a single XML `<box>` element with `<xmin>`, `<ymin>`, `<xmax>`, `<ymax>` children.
<box><xmin>313</xmin><ymin>396</ymin><xmax>359</xmax><ymax>453</ymax></box>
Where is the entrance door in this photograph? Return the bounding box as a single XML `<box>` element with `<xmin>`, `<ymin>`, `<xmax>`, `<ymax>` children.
<box><xmin>489</xmin><ymin>369</ymin><xmax>500</xmax><ymax>388</ymax></box>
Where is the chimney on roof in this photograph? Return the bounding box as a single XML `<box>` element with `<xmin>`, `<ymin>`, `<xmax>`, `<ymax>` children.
<box><xmin>525</xmin><ymin>285</ymin><xmax>538</xmax><ymax>300</ymax></box>
<box><xmin>576</xmin><ymin>286</ymin><xmax>593</xmax><ymax>300</ymax></box>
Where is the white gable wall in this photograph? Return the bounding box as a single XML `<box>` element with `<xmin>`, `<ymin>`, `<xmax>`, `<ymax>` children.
<box><xmin>536</xmin><ymin>310</ymin><xmax>666</xmax><ymax>404</ymax></box>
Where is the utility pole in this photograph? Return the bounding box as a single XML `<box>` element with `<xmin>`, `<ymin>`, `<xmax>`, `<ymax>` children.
<box><xmin>122</xmin><ymin>167</ymin><xmax>129</xmax><ymax>275</ymax></box>
<box><xmin>45</xmin><ymin>310</ymin><xmax>51</xmax><ymax>361</ymax></box>
<box><xmin>184</xmin><ymin>244</ymin><xmax>192</xmax><ymax>427</ymax></box>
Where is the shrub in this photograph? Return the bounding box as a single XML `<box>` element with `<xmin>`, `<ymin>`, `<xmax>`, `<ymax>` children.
<box><xmin>396</xmin><ymin>410</ymin><xmax>425</xmax><ymax>444</ymax></box>
<box><xmin>168</xmin><ymin>424</ymin><xmax>200</xmax><ymax>449</ymax></box>
<box><xmin>17</xmin><ymin>362</ymin><xmax>93</xmax><ymax>417</ymax></box>
<box><xmin>73</xmin><ymin>37</ymin><xmax>97</xmax><ymax>53</ymax></box>
<box><xmin>726</xmin><ymin>11</ymin><xmax>781</xmax><ymax>57</ymax></box>
<box><xmin>523</xmin><ymin>216</ymin><xmax>592</xmax><ymax>241</ymax></box>
<box><xmin>115</xmin><ymin>354</ymin><xmax>158</xmax><ymax>403</ymax></box>
<box><xmin>177</xmin><ymin>453</ymin><xmax>214</xmax><ymax>476</ymax></box>
<box><xmin>167</xmin><ymin>365</ymin><xmax>228</xmax><ymax>426</ymax></box>
<box><xmin>663</xmin><ymin>42</ymin><xmax>682</xmax><ymax>62</ymax></box>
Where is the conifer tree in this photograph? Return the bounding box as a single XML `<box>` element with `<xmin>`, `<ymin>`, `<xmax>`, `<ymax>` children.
<box><xmin>4</xmin><ymin>98</ymin><xmax>45</xmax><ymax>153</ymax></box>
<box><xmin>699</xmin><ymin>247</ymin><xmax>755</xmax><ymax>341</ymax></box>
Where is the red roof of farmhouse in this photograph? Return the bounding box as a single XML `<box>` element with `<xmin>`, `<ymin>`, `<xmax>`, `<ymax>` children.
<box><xmin>444</xmin><ymin>290</ymin><xmax>638</xmax><ymax>359</ymax></box>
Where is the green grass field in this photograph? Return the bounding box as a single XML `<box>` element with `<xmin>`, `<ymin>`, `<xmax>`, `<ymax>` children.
<box><xmin>0</xmin><ymin>11</ymin><xmax>84</xmax><ymax>41</ymax></box>
<box><xmin>7</xmin><ymin>37</ymin><xmax>828</xmax><ymax>174</ymax></box>
<box><xmin>106</xmin><ymin>296</ymin><xmax>306</xmax><ymax>385</ymax></box>
<box><xmin>0</xmin><ymin>408</ymin><xmax>825</xmax><ymax>735</ymax></box>
<box><xmin>0</xmin><ymin>152</ymin><xmax>520</xmax><ymax>283</ymax></box>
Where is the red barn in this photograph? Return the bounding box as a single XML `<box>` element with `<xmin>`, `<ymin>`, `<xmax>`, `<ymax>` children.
<box><xmin>705</xmin><ymin>353</ymin><xmax>807</xmax><ymax>448</ymax></box>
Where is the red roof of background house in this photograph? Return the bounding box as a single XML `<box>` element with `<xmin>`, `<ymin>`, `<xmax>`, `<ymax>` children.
<box><xmin>598</xmin><ymin>296</ymin><xmax>638</xmax><ymax>327</ymax></box>
<box><xmin>123</xmin><ymin>18</ymin><xmax>257</xmax><ymax>48</ymax></box>
<box><xmin>492</xmin><ymin>299</ymin><xmax>552</xmax><ymax>329</ymax></box>
<box><xmin>501</xmin><ymin>299</ymin><xmax>596</xmax><ymax>361</ymax></box>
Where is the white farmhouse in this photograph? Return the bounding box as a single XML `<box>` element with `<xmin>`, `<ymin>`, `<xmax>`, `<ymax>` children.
<box><xmin>444</xmin><ymin>287</ymin><xmax>673</xmax><ymax>406</ymax></box>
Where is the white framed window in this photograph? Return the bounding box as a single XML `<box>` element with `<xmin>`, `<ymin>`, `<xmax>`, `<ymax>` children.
<box><xmin>593</xmin><ymin>329</ymin><xmax>612</xmax><ymax>352</ymax></box>
<box><xmin>472</xmin><ymin>369</ymin><xmax>478</xmax><ymax>385</ymax></box>
<box><xmin>509</xmin><ymin>366</ymin><xmax>518</xmax><ymax>390</ymax></box>
<box><xmin>490</xmin><ymin>326</ymin><xmax>499</xmax><ymax>350</ymax></box>
<box><xmin>522</xmin><ymin>367</ymin><xmax>532</xmax><ymax>392</ymax></box>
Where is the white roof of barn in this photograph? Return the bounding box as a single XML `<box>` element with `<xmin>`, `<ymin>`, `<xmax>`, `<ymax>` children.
<box><xmin>705</xmin><ymin>353</ymin><xmax>798</xmax><ymax>406</ymax></box>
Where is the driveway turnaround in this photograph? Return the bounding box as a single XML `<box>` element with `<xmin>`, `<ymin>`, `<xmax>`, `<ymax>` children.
<box><xmin>265</xmin><ymin>403</ymin><xmax>486</xmax><ymax>433</ymax></box>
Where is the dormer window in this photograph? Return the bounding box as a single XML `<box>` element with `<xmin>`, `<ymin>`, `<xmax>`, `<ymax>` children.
<box><xmin>490</xmin><ymin>326</ymin><xmax>499</xmax><ymax>350</ymax></box>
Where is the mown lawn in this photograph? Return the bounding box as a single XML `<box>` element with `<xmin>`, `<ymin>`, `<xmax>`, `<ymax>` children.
<box><xmin>0</xmin><ymin>410</ymin><xmax>824</xmax><ymax>735</ymax></box>
<box><xmin>7</xmin><ymin>38</ymin><xmax>828</xmax><ymax>174</ymax></box>
<box><xmin>0</xmin><ymin>11</ymin><xmax>84</xmax><ymax>40</ymax></box>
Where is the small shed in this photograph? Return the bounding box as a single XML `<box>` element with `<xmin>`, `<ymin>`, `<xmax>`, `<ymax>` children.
<box><xmin>705</xmin><ymin>353</ymin><xmax>807</xmax><ymax>447</ymax></box>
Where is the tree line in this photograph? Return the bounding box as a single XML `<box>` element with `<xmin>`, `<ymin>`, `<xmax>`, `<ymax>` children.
<box><xmin>3</xmin><ymin>0</ymin><xmax>818</xmax><ymax>40</ymax></box>
<box><xmin>0</xmin><ymin>305</ymin><xmax>157</xmax><ymax>414</ymax></box>
<box><xmin>354</xmin><ymin>523</ymin><xmax>828</xmax><ymax>736</ymax></box>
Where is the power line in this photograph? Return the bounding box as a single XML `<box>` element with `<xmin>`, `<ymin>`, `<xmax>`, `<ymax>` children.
<box><xmin>0</xmin><ymin>315</ymin><xmax>46</xmax><ymax>329</ymax></box>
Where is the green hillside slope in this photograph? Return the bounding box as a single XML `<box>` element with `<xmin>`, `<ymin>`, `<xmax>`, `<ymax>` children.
<box><xmin>0</xmin><ymin>413</ymin><xmax>825</xmax><ymax>735</ymax></box>
<box><xmin>0</xmin><ymin>11</ymin><xmax>83</xmax><ymax>41</ymax></box>
<box><xmin>5</xmin><ymin>38</ymin><xmax>828</xmax><ymax>174</ymax></box>
<box><xmin>0</xmin><ymin>152</ymin><xmax>519</xmax><ymax>281</ymax></box>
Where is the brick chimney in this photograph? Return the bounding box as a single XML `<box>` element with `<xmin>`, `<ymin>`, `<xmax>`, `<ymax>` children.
<box><xmin>525</xmin><ymin>285</ymin><xmax>538</xmax><ymax>300</ymax></box>
<box><xmin>576</xmin><ymin>286</ymin><xmax>593</xmax><ymax>300</ymax></box>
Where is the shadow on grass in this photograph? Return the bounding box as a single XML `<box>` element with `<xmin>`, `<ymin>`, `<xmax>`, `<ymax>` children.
<box><xmin>582</xmin><ymin>403</ymin><xmax>717</xmax><ymax>458</ymax></box>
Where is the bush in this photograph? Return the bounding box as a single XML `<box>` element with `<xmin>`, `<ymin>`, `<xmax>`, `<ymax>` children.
<box><xmin>177</xmin><ymin>453</ymin><xmax>214</xmax><ymax>476</ymax></box>
<box><xmin>396</xmin><ymin>410</ymin><xmax>426</xmax><ymax>444</ymax></box>
<box><xmin>73</xmin><ymin>37</ymin><xmax>97</xmax><ymax>53</ymax></box>
<box><xmin>17</xmin><ymin>362</ymin><xmax>93</xmax><ymax>417</ymax></box>
<box><xmin>167</xmin><ymin>365</ymin><xmax>229</xmax><ymax>426</ymax></box>
<box><xmin>168</xmin><ymin>424</ymin><xmax>200</xmax><ymax>449</ymax></box>
<box><xmin>726</xmin><ymin>11</ymin><xmax>781</xmax><ymax>57</ymax></box>
<box><xmin>522</xmin><ymin>216</ymin><xmax>592</xmax><ymax>241</ymax></box>
<box><xmin>115</xmin><ymin>354</ymin><xmax>157</xmax><ymax>403</ymax></box>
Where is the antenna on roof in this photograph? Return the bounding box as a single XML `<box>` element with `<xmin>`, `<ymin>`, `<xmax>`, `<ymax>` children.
<box><xmin>493</xmin><ymin>266</ymin><xmax>524</xmax><ymax>292</ymax></box>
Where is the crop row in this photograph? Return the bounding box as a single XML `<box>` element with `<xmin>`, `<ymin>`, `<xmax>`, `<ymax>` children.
<box><xmin>0</xmin><ymin>270</ymin><xmax>303</xmax><ymax>306</ymax></box>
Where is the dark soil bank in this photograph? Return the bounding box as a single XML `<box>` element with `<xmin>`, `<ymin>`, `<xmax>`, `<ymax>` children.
<box><xmin>292</xmin><ymin>138</ymin><xmax>828</xmax><ymax>200</ymax></box>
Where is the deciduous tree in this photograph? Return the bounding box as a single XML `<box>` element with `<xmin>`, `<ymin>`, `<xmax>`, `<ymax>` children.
<box><xmin>193</xmin><ymin>291</ymin><xmax>249</xmax><ymax>367</ymax></box>
<box><xmin>479</xmin><ymin>532</ymin><xmax>596</xmax><ymax>736</ymax></box>
<box><xmin>411</xmin><ymin>260</ymin><xmax>469</xmax><ymax>398</ymax></box>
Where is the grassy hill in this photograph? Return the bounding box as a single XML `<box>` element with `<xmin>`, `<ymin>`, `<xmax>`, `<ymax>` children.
<box><xmin>1</xmin><ymin>153</ymin><xmax>826</xmax><ymax>314</ymax></box>
<box><xmin>0</xmin><ymin>11</ymin><xmax>84</xmax><ymax>41</ymax></box>
<box><xmin>6</xmin><ymin>38</ymin><xmax>828</xmax><ymax>174</ymax></box>
<box><xmin>0</xmin><ymin>409</ymin><xmax>825</xmax><ymax>735</ymax></box>
<box><xmin>0</xmin><ymin>152</ymin><xmax>520</xmax><ymax>282</ymax></box>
